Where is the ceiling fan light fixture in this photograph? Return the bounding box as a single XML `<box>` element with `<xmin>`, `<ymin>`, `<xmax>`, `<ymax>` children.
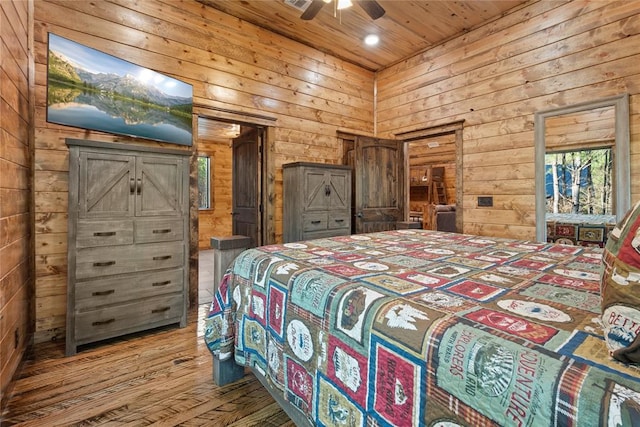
<box><xmin>336</xmin><ymin>0</ymin><xmax>353</xmax><ymax>10</ymax></box>
<box><xmin>364</xmin><ymin>34</ymin><xmax>379</xmax><ymax>46</ymax></box>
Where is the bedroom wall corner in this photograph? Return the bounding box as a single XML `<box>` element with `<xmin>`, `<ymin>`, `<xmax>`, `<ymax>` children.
<box><xmin>375</xmin><ymin>0</ymin><xmax>640</xmax><ymax>240</ymax></box>
<box><xmin>0</xmin><ymin>0</ymin><xmax>34</xmax><ymax>407</ymax></box>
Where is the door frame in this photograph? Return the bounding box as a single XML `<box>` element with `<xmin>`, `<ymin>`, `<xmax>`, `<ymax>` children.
<box><xmin>395</xmin><ymin>120</ymin><xmax>464</xmax><ymax>232</ymax></box>
<box><xmin>196</xmin><ymin>114</ymin><xmax>276</xmax><ymax>246</ymax></box>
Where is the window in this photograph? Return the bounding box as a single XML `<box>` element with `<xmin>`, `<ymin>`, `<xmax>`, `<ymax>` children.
<box><xmin>545</xmin><ymin>147</ymin><xmax>613</xmax><ymax>215</ymax></box>
<box><xmin>198</xmin><ymin>156</ymin><xmax>211</xmax><ymax>209</ymax></box>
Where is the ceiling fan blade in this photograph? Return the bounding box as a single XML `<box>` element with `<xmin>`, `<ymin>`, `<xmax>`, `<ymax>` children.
<box><xmin>301</xmin><ymin>0</ymin><xmax>326</xmax><ymax>20</ymax></box>
<box><xmin>356</xmin><ymin>0</ymin><xmax>385</xmax><ymax>20</ymax></box>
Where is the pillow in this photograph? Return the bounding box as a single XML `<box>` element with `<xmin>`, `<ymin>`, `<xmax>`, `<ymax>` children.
<box><xmin>601</xmin><ymin>200</ymin><xmax>640</xmax><ymax>363</ymax></box>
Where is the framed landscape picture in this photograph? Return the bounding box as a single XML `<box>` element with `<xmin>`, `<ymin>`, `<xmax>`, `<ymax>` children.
<box><xmin>46</xmin><ymin>33</ymin><xmax>193</xmax><ymax>146</ymax></box>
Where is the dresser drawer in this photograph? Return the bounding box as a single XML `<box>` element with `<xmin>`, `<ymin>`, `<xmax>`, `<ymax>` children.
<box><xmin>75</xmin><ymin>294</ymin><xmax>184</xmax><ymax>341</ymax></box>
<box><xmin>302</xmin><ymin>213</ymin><xmax>328</xmax><ymax>232</ymax></box>
<box><xmin>75</xmin><ymin>268</ymin><xmax>184</xmax><ymax>310</ymax></box>
<box><xmin>327</xmin><ymin>212</ymin><xmax>350</xmax><ymax>230</ymax></box>
<box><xmin>135</xmin><ymin>218</ymin><xmax>184</xmax><ymax>243</ymax></box>
<box><xmin>76</xmin><ymin>220</ymin><xmax>134</xmax><ymax>248</ymax></box>
<box><xmin>76</xmin><ymin>241</ymin><xmax>184</xmax><ymax>279</ymax></box>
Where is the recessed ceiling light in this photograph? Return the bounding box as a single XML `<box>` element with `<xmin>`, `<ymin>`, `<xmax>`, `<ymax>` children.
<box><xmin>336</xmin><ymin>0</ymin><xmax>353</xmax><ymax>10</ymax></box>
<box><xmin>364</xmin><ymin>34</ymin><xmax>379</xmax><ymax>46</ymax></box>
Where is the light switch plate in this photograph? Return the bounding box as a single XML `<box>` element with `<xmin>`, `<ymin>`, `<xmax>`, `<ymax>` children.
<box><xmin>478</xmin><ymin>196</ymin><xmax>493</xmax><ymax>207</ymax></box>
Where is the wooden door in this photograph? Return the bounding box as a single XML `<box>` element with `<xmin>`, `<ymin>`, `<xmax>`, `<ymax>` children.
<box><xmin>354</xmin><ymin>136</ymin><xmax>405</xmax><ymax>233</ymax></box>
<box><xmin>232</xmin><ymin>128</ymin><xmax>261</xmax><ymax>248</ymax></box>
<box><xmin>136</xmin><ymin>155</ymin><xmax>184</xmax><ymax>217</ymax></box>
<box><xmin>78</xmin><ymin>151</ymin><xmax>135</xmax><ymax>218</ymax></box>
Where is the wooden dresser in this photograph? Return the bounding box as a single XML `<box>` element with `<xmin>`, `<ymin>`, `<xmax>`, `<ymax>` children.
<box><xmin>65</xmin><ymin>139</ymin><xmax>190</xmax><ymax>355</ymax></box>
<box><xmin>283</xmin><ymin>162</ymin><xmax>352</xmax><ymax>242</ymax></box>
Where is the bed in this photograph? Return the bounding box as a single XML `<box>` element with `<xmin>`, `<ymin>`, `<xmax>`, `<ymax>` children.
<box><xmin>204</xmin><ymin>229</ymin><xmax>640</xmax><ymax>426</ymax></box>
<box><xmin>546</xmin><ymin>213</ymin><xmax>617</xmax><ymax>247</ymax></box>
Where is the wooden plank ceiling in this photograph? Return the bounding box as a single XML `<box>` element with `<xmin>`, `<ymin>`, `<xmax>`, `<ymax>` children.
<box><xmin>197</xmin><ymin>0</ymin><xmax>528</xmax><ymax>71</ymax></box>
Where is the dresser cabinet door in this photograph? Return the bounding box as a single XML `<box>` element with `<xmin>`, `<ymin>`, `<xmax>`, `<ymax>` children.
<box><xmin>79</xmin><ymin>152</ymin><xmax>135</xmax><ymax>218</ymax></box>
<box><xmin>77</xmin><ymin>152</ymin><xmax>184</xmax><ymax>219</ymax></box>
<box><xmin>328</xmin><ymin>170</ymin><xmax>350</xmax><ymax>210</ymax></box>
<box><xmin>303</xmin><ymin>168</ymin><xmax>351</xmax><ymax>212</ymax></box>
<box><xmin>304</xmin><ymin>168</ymin><xmax>330</xmax><ymax>210</ymax></box>
<box><xmin>136</xmin><ymin>156</ymin><xmax>184</xmax><ymax>217</ymax></box>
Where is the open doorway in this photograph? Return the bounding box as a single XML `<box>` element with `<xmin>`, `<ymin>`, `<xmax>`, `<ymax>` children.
<box><xmin>396</xmin><ymin>120</ymin><xmax>464</xmax><ymax>232</ymax></box>
<box><xmin>196</xmin><ymin>116</ymin><xmax>271</xmax><ymax>249</ymax></box>
<box><xmin>406</xmin><ymin>133</ymin><xmax>456</xmax><ymax>228</ymax></box>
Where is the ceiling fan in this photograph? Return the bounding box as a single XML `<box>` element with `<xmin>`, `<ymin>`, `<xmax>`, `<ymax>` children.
<box><xmin>301</xmin><ymin>0</ymin><xmax>386</xmax><ymax>21</ymax></box>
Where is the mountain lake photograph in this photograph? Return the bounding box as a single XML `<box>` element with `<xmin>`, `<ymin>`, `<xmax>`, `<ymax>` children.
<box><xmin>46</xmin><ymin>33</ymin><xmax>193</xmax><ymax>146</ymax></box>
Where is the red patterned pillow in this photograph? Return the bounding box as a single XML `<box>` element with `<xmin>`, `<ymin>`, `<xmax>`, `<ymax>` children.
<box><xmin>601</xmin><ymin>200</ymin><xmax>640</xmax><ymax>363</ymax></box>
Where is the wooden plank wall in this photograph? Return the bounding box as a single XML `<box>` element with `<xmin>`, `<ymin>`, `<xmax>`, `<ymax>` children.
<box><xmin>31</xmin><ymin>0</ymin><xmax>373</xmax><ymax>343</ymax></box>
<box><xmin>376</xmin><ymin>0</ymin><xmax>640</xmax><ymax>240</ymax></box>
<box><xmin>197</xmin><ymin>138</ymin><xmax>233</xmax><ymax>250</ymax></box>
<box><xmin>545</xmin><ymin>106</ymin><xmax>615</xmax><ymax>151</ymax></box>
<box><xmin>0</xmin><ymin>0</ymin><xmax>32</xmax><ymax>403</ymax></box>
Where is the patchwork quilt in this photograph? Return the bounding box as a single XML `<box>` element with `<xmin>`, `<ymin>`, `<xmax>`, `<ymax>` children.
<box><xmin>204</xmin><ymin>229</ymin><xmax>640</xmax><ymax>426</ymax></box>
<box><xmin>546</xmin><ymin>213</ymin><xmax>617</xmax><ymax>247</ymax></box>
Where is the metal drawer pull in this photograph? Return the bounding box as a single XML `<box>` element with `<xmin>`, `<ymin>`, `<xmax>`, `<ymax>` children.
<box><xmin>311</xmin><ymin>220</ymin><xmax>322</xmax><ymax>224</ymax></box>
<box><xmin>152</xmin><ymin>280</ymin><xmax>171</xmax><ymax>287</ymax></box>
<box><xmin>152</xmin><ymin>229</ymin><xmax>172</xmax><ymax>234</ymax></box>
<box><xmin>92</xmin><ymin>290</ymin><xmax>115</xmax><ymax>296</ymax></box>
<box><xmin>94</xmin><ymin>231</ymin><xmax>116</xmax><ymax>237</ymax></box>
<box><xmin>334</xmin><ymin>219</ymin><xmax>345</xmax><ymax>222</ymax></box>
<box><xmin>152</xmin><ymin>307</ymin><xmax>171</xmax><ymax>314</ymax></box>
<box><xmin>130</xmin><ymin>178</ymin><xmax>135</xmax><ymax>194</ymax></box>
<box><xmin>92</xmin><ymin>318</ymin><xmax>115</xmax><ymax>326</ymax></box>
<box><xmin>93</xmin><ymin>261</ymin><xmax>116</xmax><ymax>267</ymax></box>
<box><xmin>153</xmin><ymin>255</ymin><xmax>172</xmax><ymax>261</ymax></box>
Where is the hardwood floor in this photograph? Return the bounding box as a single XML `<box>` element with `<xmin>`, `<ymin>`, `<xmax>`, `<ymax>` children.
<box><xmin>1</xmin><ymin>304</ymin><xmax>294</xmax><ymax>426</ymax></box>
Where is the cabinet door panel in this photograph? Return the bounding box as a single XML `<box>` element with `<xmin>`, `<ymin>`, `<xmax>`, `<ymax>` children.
<box><xmin>328</xmin><ymin>171</ymin><xmax>350</xmax><ymax>210</ymax></box>
<box><xmin>304</xmin><ymin>169</ymin><xmax>330</xmax><ymax>210</ymax></box>
<box><xmin>79</xmin><ymin>152</ymin><xmax>135</xmax><ymax>218</ymax></box>
<box><xmin>136</xmin><ymin>156</ymin><xmax>183</xmax><ymax>216</ymax></box>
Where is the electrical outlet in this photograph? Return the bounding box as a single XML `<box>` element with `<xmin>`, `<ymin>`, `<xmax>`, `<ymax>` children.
<box><xmin>478</xmin><ymin>196</ymin><xmax>493</xmax><ymax>207</ymax></box>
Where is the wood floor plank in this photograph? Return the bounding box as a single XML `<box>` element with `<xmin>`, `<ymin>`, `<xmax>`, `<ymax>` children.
<box><xmin>226</xmin><ymin>402</ymin><xmax>295</xmax><ymax>427</ymax></box>
<box><xmin>1</xmin><ymin>305</ymin><xmax>293</xmax><ymax>426</ymax></box>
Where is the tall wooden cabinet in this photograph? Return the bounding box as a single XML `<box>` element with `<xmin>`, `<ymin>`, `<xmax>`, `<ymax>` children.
<box><xmin>66</xmin><ymin>139</ymin><xmax>190</xmax><ymax>355</ymax></box>
<box><xmin>283</xmin><ymin>162</ymin><xmax>352</xmax><ymax>242</ymax></box>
